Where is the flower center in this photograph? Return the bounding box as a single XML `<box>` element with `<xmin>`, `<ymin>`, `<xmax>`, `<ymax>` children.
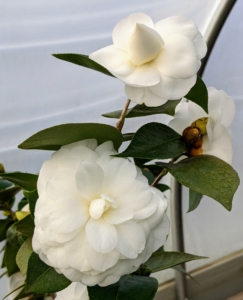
<box><xmin>89</xmin><ymin>193</ymin><xmax>117</xmax><ymax>220</ymax></box>
<box><xmin>128</xmin><ymin>23</ymin><xmax>164</xmax><ymax>66</ymax></box>
<box><xmin>191</xmin><ymin>117</ymin><xmax>208</xmax><ymax>135</ymax></box>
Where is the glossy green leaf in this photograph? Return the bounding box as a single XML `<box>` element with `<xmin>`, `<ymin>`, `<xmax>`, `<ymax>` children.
<box><xmin>18</xmin><ymin>197</ymin><xmax>29</xmax><ymax>211</ymax></box>
<box><xmin>0</xmin><ymin>173</ymin><xmax>38</xmax><ymax>191</ymax></box>
<box><xmin>0</xmin><ymin>186</ymin><xmax>21</xmax><ymax>210</ymax></box>
<box><xmin>0</xmin><ymin>180</ymin><xmax>12</xmax><ymax>191</ymax></box>
<box><xmin>88</xmin><ymin>275</ymin><xmax>158</xmax><ymax>300</ymax></box>
<box><xmin>52</xmin><ymin>53</ymin><xmax>114</xmax><ymax>77</ymax></box>
<box><xmin>156</xmin><ymin>184</ymin><xmax>171</xmax><ymax>193</ymax></box>
<box><xmin>26</xmin><ymin>252</ymin><xmax>71</xmax><ymax>293</ymax></box>
<box><xmin>6</xmin><ymin>226</ymin><xmax>26</xmax><ymax>247</ymax></box>
<box><xmin>19</xmin><ymin>123</ymin><xmax>123</xmax><ymax>151</ymax></box>
<box><xmin>3</xmin><ymin>242</ymin><xmax>20</xmax><ymax>276</ymax></box>
<box><xmin>156</xmin><ymin>155</ymin><xmax>240</xmax><ymax>211</ymax></box>
<box><xmin>116</xmin><ymin>122</ymin><xmax>186</xmax><ymax>159</ymax></box>
<box><xmin>16</xmin><ymin>237</ymin><xmax>33</xmax><ymax>275</ymax></box>
<box><xmin>142</xmin><ymin>169</ymin><xmax>155</xmax><ymax>185</ymax></box>
<box><xmin>188</xmin><ymin>190</ymin><xmax>203</xmax><ymax>212</ymax></box>
<box><xmin>145</xmin><ymin>251</ymin><xmax>207</xmax><ymax>273</ymax></box>
<box><xmin>23</xmin><ymin>190</ymin><xmax>38</xmax><ymax>219</ymax></box>
<box><xmin>103</xmin><ymin>100</ymin><xmax>181</xmax><ymax>119</ymax></box>
<box><xmin>185</xmin><ymin>76</ymin><xmax>208</xmax><ymax>113</ymax></box>
<box><xmin>14</xmin><ymin>215</ymin><xmax>35</xmax><ymax>237</ymax></box>
<box><xmin>0</xmin><ymin>219</ymin><xmax>14</xmax><ymax>242</ymax></box>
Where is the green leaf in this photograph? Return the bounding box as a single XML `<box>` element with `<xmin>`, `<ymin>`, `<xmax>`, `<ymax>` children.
<box><xmin>141</xmin><ymin>169</ymin><xmax>155</xmax><ymax>185</ymax></box>
<box><xmin>3</xmin><ymin>242</ymin><xmax>20</xmax><ymax>276</ymax></box>
<box><xmin>103</xmin><ymin>100</ymin><xmax>181</xmax><ymax>119</ymax></box>
<box><xmin>16</xmin><ymin>237</ymin><xmax>33</xmax><ymax>275</ymax></box>
<box><xmin>156</xmin><ymin>155</ymin><xmax>240</xmax><ymax>211</ymax></box>
<box><xmin>0</xmin><ymin>173</ymin><xmax>38</xmax><ymax>191</ymax></box>
<box><xmin>52</xmin><ymin>53</ymin><xmax>114</xmax><ymax>77</ymax></box>
<box><xmin>6</xmin><ymin>226</ymin><xmax>26</xmax><ymax>247</ymax></box>
<box><xmin>19</xmin><ymin>123</ymin><xmax>123</xmax><ymax>151</ymax></box>
<box><xmin>88</xmin><ymin>275</ymin><xmax>158</xmax><ymax>300</ymax></box>
<box><xmin>172</xmin><ymin>265</ymin><xmax>199</xmax><ymax>285</ymax></box>
<box><xmin>14</xmin><ymin>215</ymin><xmax>35</xmax><ymax>237</ymax></box>
<box><xmin>145</xmin><ymin>251</ymin><xmax>207</xmax><ymax>273</ymax></box>
<box><xmin>115</xmin><ymin>122</ymin><xmax>186</xmax><ymax>160</ymax></box>
<box><xmin>188</xmin><ymin>190</ymin><xmax>202</xmax><ymax>212</ymax></box>
<box><xmin>23</xmin><ymin>190</ymin><xmax>38</xmax><ymax>219</ymax></box>
<box><xmin>134</xmin><ymin>158</ymin><xmax>150</xmax><ymax>167</ymax></box>
<box><xmin>18</xmin><ymin>197</ymin><xmax>29</xmax><ymax>211</ymax></box>
<box><xmin>0</xmin><ymin>180</ymin><xmax>12</xmax><ymax>191</ymax></box>
<box><xmin>26</xmin><ymin>252</ymin><xmax>71</xmax><ymax>293</ymax></box>
<box><xmin>0</xmin><ymin>186</ymin><xmax>21</xmax><ymax>210</ymax></box>
<box><xmin>123</xmin><ymin>133</ymin><xmax>134</xmax><ymax>142</ymax></box>
<box><xmin>0</xmin><ymin>219</ymin><xmax>14</xmax><ymax>242</ymax></box>
<box><xmin>156</xmin><ymin>184</ymin><xmax>171</xmax><ymax>193</ymax></box>
<box><xmin>185</xmin><ymin>76</ymin><xmax>208</xmax><ymax>113</ymax></box>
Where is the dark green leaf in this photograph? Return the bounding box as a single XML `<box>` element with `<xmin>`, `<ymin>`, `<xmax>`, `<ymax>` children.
<box><xmin>142</xmin><ymin>170</ymin><xmax>155</xmax><ymax>185</ymax></box>
<box><xmin>156</xmin><ymin>184</ymin><xmax>171</xmax><ymax>193</ymax></box>
<box><xmin>116</xmin><ymin>122</ymin><xmax>186</xmax><ymax>159</ymax></box>
<box><xmin>14</xmin><ymin>215</ymin><xmax>35</xmax><ymax>237</ymax></box>
<box><xmin>0</xmin><ymin>186</ymin><xmax>21</xmax><ymax>210</ymax></box>
<box><xmin>188</xmin><ymin>190</ymin><xmax>202</xmax><ymax>212</ymax></box>
<box><xmin>123</xmin><ymin>133</ymin><xmax>134</xmax><ymax>142</ymax></box>
<box><xmin>88</xmin><ymin>275</ymin><xmax>158</xmax><ymax>300</ymax></box>
<box><xmin>0</xmin><ymin>173</ymin><xmax>38</xmax><ymax>191</ymax></box>
<box><xmin>103</xmin><ymin>100</ymin><xmax>181</xmax><ymax>119</ymax></box>
<box><xmin>16</xmin><ymin>237</ymin><xmax>33</xmax><ymax>275</ymax></box>
<box><xmin>7</xmin><ymin>226</ymin><xmax>26</xmax><ymax>247</ymax></box>
<box><xmin>19</xmin><ymin>123</ymin><xmax>123</xmax><ymax>151</ymax></box>
<box><xmin>23</xmin><ymin>190</ymin><xmax>38</xmax><ymax>219</ymax></box>
<box><xmin>18</xmin><ymin>197</ymin><xmax>29</xmax><ymax>211</ymax></box>
<box><xmin>0</xmin><ymin>180</ymin><xmax>12</xmax><ymax>191</ymax></box>
<box><xmin>134</xmin><ymin>158</ymin><xmax>150</xmax><ymax>167</ymax></box>
<box><xmin>145</xmin><ymin>251</ymin><xmax>207</xmax><ymax>273</ymax></box>
<box><xmin>3</xmin><ymin>242</ymin><xmax>20</xmax><ymax>276</ymax></box>
<box><xmin>0</xmin><ymin>270</ymin><xmax>7</xmax><ymax>278</ymax></box>
<box><xmin>52</xmin><ymin>53</ymin><xmax>114</xmax><ymax>77</ymax></box>
<box><xmin>26</xmin><ymin>252</ymin><xmax>71</xmax><ymax>293</ymax></box>
<box><xmin>157</xmin><ymin>155</ymin><xmax>240</xmax><ymax>211</ymax></box>
<box><xmin>2</xmin><ymin>284</ymin><xmax>25</xmax><ymax>300</ymax></box>
<box><xmin>0</xmin><ymin>219</ymin><xmax>14</xmax><ymax>242</ymax></box>
<box><xmin>185</xmin><ymin>76</ymin><xmax>208</xmax><ymax>113</ymax></box>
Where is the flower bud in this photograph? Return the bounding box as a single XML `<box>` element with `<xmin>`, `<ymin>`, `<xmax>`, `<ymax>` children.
<box><xmin>183</xmin><ymin>126</ymin><xmax>201</xmax><ymax>144</ymax></box>
<box><xmin>188</xmin><ymin>146</ymin><xmax>203</xmax><ymax>157</ymax></box>
<box><xmin>0</xmin><ymin>163</ymin><xmax>5</xmax><ymax>173</ymax></box>
<box><xmin>191</xmin><ymin>117</ymin><xmax>208</xmax><ymax>135</ymax></box>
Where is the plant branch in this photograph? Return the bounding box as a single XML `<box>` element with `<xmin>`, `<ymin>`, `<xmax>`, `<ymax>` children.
<box><xmin>151</xmin><ymin>168</ymin><xmax>168</xmax><ymax>187</ymax></box>
<box><xmin>116</xmin><ymin>99</ymin><xmax>131</xmax><ymax>132</ymax></box>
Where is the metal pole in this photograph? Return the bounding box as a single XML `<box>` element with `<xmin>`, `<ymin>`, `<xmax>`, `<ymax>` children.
<box><xmin>170</xmin><ymin>1</ymin><xmax>237</xmax><ymax>299</ymax></box>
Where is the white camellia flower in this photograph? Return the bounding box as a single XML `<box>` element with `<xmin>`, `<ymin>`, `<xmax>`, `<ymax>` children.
<box><xmin>33</xmin><ymin>139</ymin><xmax>169</xmax><ymax>286</ymax></box>
<box><xmin>8</xmin><ymin>272</ymin><xmax>52</xmax><ymax>300</ymax></box>
<box><xmin>90</xmin><ymin>13</ymin><xmax>207</xmax><ymax>107</ymax></box>
<box><xmin>169</xmin><ymin>87</ymin><xmax>235</xmax><ymax>164</ymax></box>
<box><xmin>56</xmin><ymin>282</ymin><xmax>89</xmax><ymax>300</ymax></box>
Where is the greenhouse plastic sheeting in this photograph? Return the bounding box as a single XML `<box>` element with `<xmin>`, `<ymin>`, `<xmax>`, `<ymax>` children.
<box><xmin>0</xmin><ymin>0</ymin><xmax>243</xmax><ymax>297</ymax></box>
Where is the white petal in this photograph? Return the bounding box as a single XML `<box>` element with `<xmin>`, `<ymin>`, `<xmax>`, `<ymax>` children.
<box><xmin>155</xmin><ymin>16</ymin><xmax>198</xmax><ymax>40</ymax></box>
<box><xmin>154</xmin><ymin>34</ymin><xmax>200</xmax><ymax>79</ymax></box>
<box><xmin>116</xmin><ymin>221</ymin><xmax>146</xmax><ymax>259</ymax></box>
<box><xmin>192</xmin><ymin>32</ymin><xmax>207</xmax><ymax>59</ymax></box>
<box><xmin>62</xmin><ymin>139</ymin><xmax>98</xmax><ymax>151</ymax></box>
<box><xmin>70</xmin><ymin>146</ymin><xmax>98</xmax><ymax>161</ymax></box>
<box><xmin>86</xmin><ymin>218</ymin><xmax>117</xmax><ymax>253</ymax></box>
<box><xmin>133</xmin><ymin>195</ymin><xmax>158</xmax><ymax>220</ymax></box>
<box><xmin>76</xmin><ymin>161</ymin><xmax>104</xmax><ymax>201</ymax></box>
<box><xmin>49</xmin><ymin>197</ymin><xmax>89</xmax><ymax>233</ymax></box>
<box><xmin>125</xmin><ymin>84</ymin><xmax>167</xmax><ymax>107</ymax></box>
<box><xmin>98</xmin><ymin>275</ymin><xmax>121</xmax><ymax>287</ymax></box>
<box><xmin>168</xmin><ymin>117</ymin><xmax>190</xmax><ymax>135</ymax></box>
<box><xmin>46</xmin><ymin>246</ymin><xmax>69</xmax><ymax>269</ymax></box>
<box><xmin>146</xmin><ymin>193</ymin><xmax>168</xmax><ymax>229</ymax></box>
<box><xmin>84</xmin><ymin>239</ymin><xmax>120</xmax><ymax>272</ymax></box>
<box><xmin>103</xmin><ymin>208</ymin><xmax>134</xmax><ymax>224</ymax></box>
<box><xmin>151</xmin><ymin>214</ymin><xmax>170</xmax><ymax>252</ymax></box>
<box><xmin>95</xmin><ymin>141</ymin><xmax>116</xmax><ymax>156</ymax></box>
<box><xmin>61</xmin><ymin>268</ymin><xmax>83</xmax><ymax>282</ymax></box>
<box><xmin>128</xmin><ymin>24</ymin><xmax>163</xmax><ymax>66</ymax></box>
<box><xmin>112</xmin><ymin>13</ymin><xmax>154</xmax><ymax>50</ymax></box>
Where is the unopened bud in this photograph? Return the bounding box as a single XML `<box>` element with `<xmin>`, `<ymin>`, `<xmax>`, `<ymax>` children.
<box><xmin>191</xmin><ymin>117</ymin><xmax>208</xmax><ymax>135</ymax></box>
<box><xmin>188</xmin><ymin>146</ymin><xmax>203</xmax><ymax>157</ymax></box>
<box><xmin>0</xmin><ymin>163</ymin><xmax>5</xmax><ymax>173</ymax></box>
<box><xmin>183</xmin><ymin>126</ymin><xmax>201</xmax><ymax>144</ymax></box>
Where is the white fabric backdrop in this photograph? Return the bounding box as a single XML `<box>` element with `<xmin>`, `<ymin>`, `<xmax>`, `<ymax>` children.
<box><xmin>0</xmin><ymin>0</ymin><xmax>242</xmax><ymax>297</ymax></box>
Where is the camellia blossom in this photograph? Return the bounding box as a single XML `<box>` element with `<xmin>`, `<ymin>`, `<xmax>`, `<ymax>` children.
<box><xmin>33</xmin><ymin>139</ymin><xmax>169</xmax><ymax>286</ymax></box>
<box><xmin>90</xmin><ymin>13</ymin><xmax>207</xmax><ymax>107</ymax></box>
<box><xmin>56</xmin><ymin>282</ymin><xmax>89</xmax><ymax>300</ymax></box>
<box><xmin>169</xmin><ymin>87</ymin><xmax>235</xmax><ymax>164</ymax></box>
